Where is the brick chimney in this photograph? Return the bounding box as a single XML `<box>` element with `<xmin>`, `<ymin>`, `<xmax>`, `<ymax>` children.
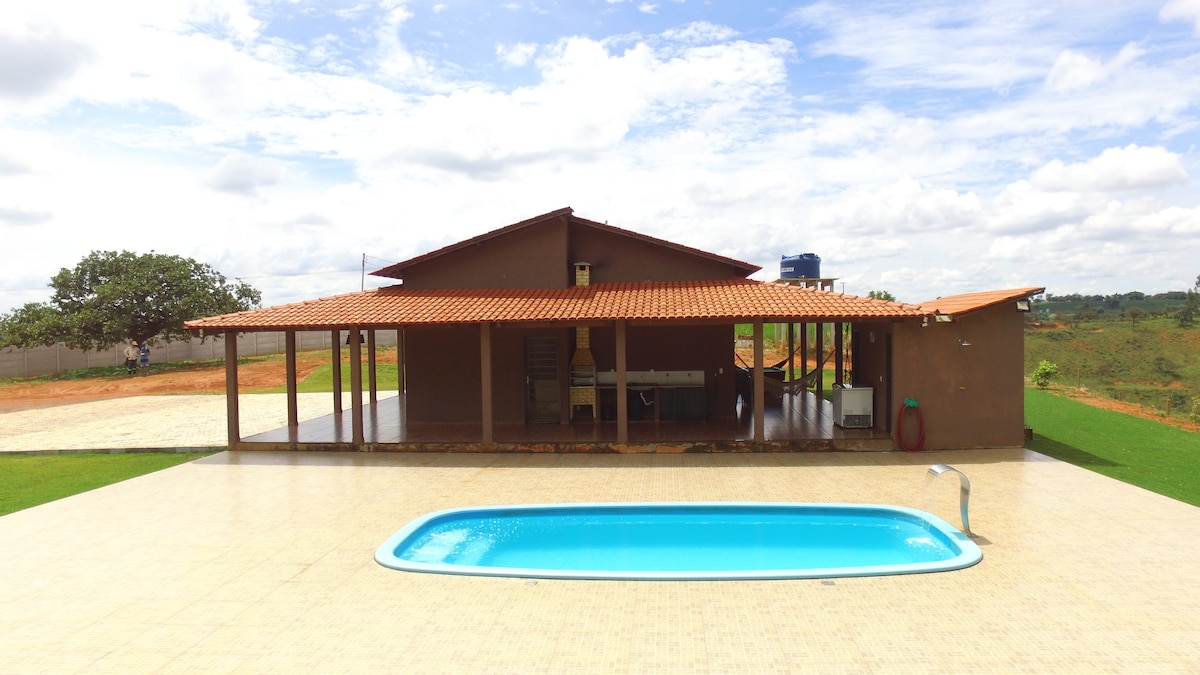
<box><xmin>570</xmin><ymin>262</ymin><xmax>594</xmax><ymax>367</ymax></box>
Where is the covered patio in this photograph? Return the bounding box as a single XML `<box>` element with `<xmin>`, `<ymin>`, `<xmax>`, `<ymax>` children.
<box><xmin>190</xmin><ymin>279</ymin><xmax>924</xmax><ymax>453</ymax></box>
<box><xmin>240</xmin><ymin>389</ymin><xmax>894</xmax><ymax>452</ymax></box>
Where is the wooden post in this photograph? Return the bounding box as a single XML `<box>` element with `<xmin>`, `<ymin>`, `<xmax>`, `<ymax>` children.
<box><xmin>616</xmin><ymin>320</ymin><xmax>628</xmax><ymax>444</ymax></box>
<box><xmin>753</xmin><ymin>319</ymin><xmax>765</xmax><ymax>443</ymax></box>
<box><xmin>397</xmin><ymin>328</ymin><xmax>405</xmax><ymax>420</ymax></box>
<box><xmin>350</xmin><ymin>327</ymin><xmax>364</xmax><ymax>446</ymax></box>
<box><xmin>367</xmin><ymin>329</ymin><xmax>378</xmax><ymax>404</ymax></box>
<box><xmin>835</xmin><ymin>322</ymin><xmax>844</xmax><ymax>386</ymax></box>
<box><xmin>331</xmin><ymin>329</ymin><xmax>342</xmax><ymax>413</ymax></box>
<box><xmin>481</xmin><ymin>322</ymin><xmax>493</xmax><ymax>445</ymax></box>
<box><xmin>787</xmin><ymin>322</ymin><xmax>795</xmax><ymax>383</ymax></box>
<box><xmin>224</xmin><ymin>333</ymin><xmax>240</xmax><ymax>447</ymax></box>
<box><xmin>800</xmin><ymin>322</ymin><xmax>808</xmax><ymax>379</ymax></box>
<box><xmin>285</xmin><ymin>330</ymin><xmax>298</xmax><ymax>428</ymax></box>
<box><xmin>815</xmin><ymin>321</ymin><xmax>824</xmax><ymax>397</ymax></box>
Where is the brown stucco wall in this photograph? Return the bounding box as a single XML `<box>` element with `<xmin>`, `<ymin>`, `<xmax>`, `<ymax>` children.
<box><xmin>403</xmin><ymin>325</ymin><xmax>482</xmax><ymax>423</ymax></box>
<box><xmin>891</xmin><ymin>304</ymin><xmax>1026</xmax><ymax>449</ymax></box>
<box><xmin>401</xmin><ymin>217</ymin><xmax>570</xmax><ymax>289</ymax></box>
<box><xmin>567</xmin><ymin>223</ymin><xmax>745</xmax><ymax>282</ymax></box>
<box><xmin>851</xmin><ymin>322</ymin><xmax>894</xmax><ymax>434</ymax></box>
<box><xmin>400</xmin><ymin>216</ymin><xmax>747</xmax><ymax>290</ymax></box>
<box><xmin>405</xmin><ymin>324</ymin><xmax>575</xmax><ymax>425</ymax></box>
<box><xmin>588</xmin><ymin>324</ymin><xmax>737</xmax><ymax>419</ymax></box>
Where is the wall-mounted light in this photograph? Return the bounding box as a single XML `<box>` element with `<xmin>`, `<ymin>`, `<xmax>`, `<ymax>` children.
<box><xmin>1016</xmin><ymin>300</ymin><xmax>1031</xmax><ymax>312</ymax></box>
<box><xmin>958</xmin><ymin>338</ymin><xmax>972</xmax><ymax>347</ymax></box>
<box><xmin>935</xmin><ymin>314</ymin><xmax>953</xmax><ymax>323</ymax></box>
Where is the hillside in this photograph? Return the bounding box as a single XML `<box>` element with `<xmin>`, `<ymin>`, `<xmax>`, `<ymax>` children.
<box><xmin>1024</xmin><ymin>316</ymin><xmax>1200</xmax><ymax>423</ymax></box>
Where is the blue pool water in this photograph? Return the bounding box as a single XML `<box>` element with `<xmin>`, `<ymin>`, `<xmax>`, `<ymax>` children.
<box><xmin>375</xmin><ymin>503</ymin><xmax>982</xmax><ymax>580</ymax></box>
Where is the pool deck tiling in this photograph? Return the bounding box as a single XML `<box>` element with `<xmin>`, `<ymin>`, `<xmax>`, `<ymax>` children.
<box><xmin>2</xmin><ymin>441</ymin><xmax>1199</xmax><ymax>672</ymax></box>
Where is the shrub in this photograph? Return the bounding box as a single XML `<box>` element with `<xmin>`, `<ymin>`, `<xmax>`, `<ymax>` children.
<box><xmin>1031</xmin><ymin>360</ymin><xmax>1060</xmax><ymax>389</ymax></box>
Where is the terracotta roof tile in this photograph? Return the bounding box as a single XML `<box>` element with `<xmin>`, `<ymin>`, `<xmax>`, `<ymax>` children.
<box><xmin>918</xmin><ymin>287</ymin><xmax>1045</xmax><ymax>316</ymax></box>
<box><xmin>185</xmin><ymin>279</ymin><xmax>930</xmax><ymax>332</ymax></box>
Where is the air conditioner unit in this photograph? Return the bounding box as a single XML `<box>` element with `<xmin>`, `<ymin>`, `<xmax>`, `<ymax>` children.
<box><xmin>833</xmin><ymin>386</ymin><xmax>873</xmax><ymax>428</ymax></box>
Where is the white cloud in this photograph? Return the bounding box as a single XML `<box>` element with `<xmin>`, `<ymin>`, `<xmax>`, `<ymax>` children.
<box><xmin>660</xmin><ymin>21</ymin><xmax>738</xmax><ymax>44</ymax></box>
<box><xmin>0</xmin><ymin>206</ymin><xmax>52</xmax><ymax>225</ymax></box>
<box><xmin>1044</xmin><ymin>43</ymin><xmax>1144</xmax><ymax>94</ymax></box>
<box><xmin>1</xmin><ymin>1</ymin><xmax>1199</xmax><ymax>311</ymax></box>
<box><xmin>496</xmin><ymin>42</ymin><xmax>537</xmax><ymax>67</ymax></box>
<box><xmin>206</xmin><ymin>154</ymin><xmax>285</xmax><ymax>196</ymax></box>
<box><xmin>0</xmin><ymin>153</ymin><xmax>30</xmax><ymax>175</ymax></box>
<box><xmin>1160</xmin><ymin>0</ymin><xmax>1200</xmax><ymax>34</ymax></box>
<box><xmin>1030</xmin><ymin>145</ymin><xmax>1188</xmax><ymax>193</ymax></box>
<box><xmin>791</xmin><ymin>1</ymin><xmax>1151</xmax><ymax>92</ymax></box>
<box><xmin>0</xmin><ymin>31</ymin><xmax>92</xmax><ymax>99</ymax></box>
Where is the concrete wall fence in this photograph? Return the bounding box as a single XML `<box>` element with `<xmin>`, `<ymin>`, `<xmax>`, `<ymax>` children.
<box><xmin>0</xmin><ymin>330</ymin><xmax>399</xmax><ymax>379</ymax></box>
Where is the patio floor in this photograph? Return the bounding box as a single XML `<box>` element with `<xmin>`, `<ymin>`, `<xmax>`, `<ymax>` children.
<box><xmin>3</xmin><ymin>447</ymin><xmax>1198</xmax><ymax>672</ymax></box>
<box><xmin>241</xmin><ymin>391</ymin><xmax>893</xmax><ymax>451</ymax></box>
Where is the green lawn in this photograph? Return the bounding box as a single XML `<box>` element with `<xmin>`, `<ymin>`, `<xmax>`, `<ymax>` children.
<box><xmin>1025</xmin><ymin>387</ymin><xmax>1200</xmax><ymax>506</ymax></box>
<box><xmin>0</xmin><ymin>452</ymin><xmax>215</xmax><ymax>517</ymax></box>
<box><xmin>258</xmin><ymin>361</ymin><xmax>400</xmax><ymax>394</ymax></box>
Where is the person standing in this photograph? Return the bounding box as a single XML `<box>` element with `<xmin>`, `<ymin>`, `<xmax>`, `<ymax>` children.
<box><xmin>123</xmin><ymin>341</ymin><xmax>139</xmax><ymax>376</ymax></box>
<box><xmin>138</xmin><ymin>341</ymin><xmax>150</xmax><ymax>375</ymax></box>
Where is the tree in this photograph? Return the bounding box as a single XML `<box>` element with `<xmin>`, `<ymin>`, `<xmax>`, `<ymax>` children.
<box><xmin>1031</xmin><ymin>360</ymin><xmax>1059</xmax><ymax>389</ymax></box>
<box><xmin>1177</xmin><ymin>275</ymin><xmax>1199</xmax><ymax>328</ymax></box>
<box><xmin>0</xmin><ymin>251</ymin><xmax>262</xmax><ymax>350</ymax></box>
<box><xmin>867</xmin><ymin>290</ymin><xmax>897</xmax><ymax>302</ymax></box>
<box><xmin>1126</xmin><ymin>307</ymin><xmax>1147</xmax><ymax>327</ymax></box>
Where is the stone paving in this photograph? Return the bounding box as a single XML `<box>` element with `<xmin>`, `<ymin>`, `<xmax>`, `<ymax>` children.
<box><xmin>2</xmin><ymin>396</ymin><xmax>1199</xmax><ymax>672</ymax></box>
<box><xmin>1</xmin><ymin>393</ymin><xmax>344</xmax><ymax>453</ymax></box>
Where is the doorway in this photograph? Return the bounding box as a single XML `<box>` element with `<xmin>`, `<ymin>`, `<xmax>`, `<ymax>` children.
<box><xmin>525</xmin><ymin>336</ymin><xmax>560</xmax><ymax>423</ymax></box>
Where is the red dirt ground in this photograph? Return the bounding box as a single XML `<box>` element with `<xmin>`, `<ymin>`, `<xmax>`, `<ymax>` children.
<box><xmin>0</xmin><ymin>351</ymin><xmax>393</xmax><ymax>413</ymax></box>
<box><xmin>1</xmin><ymin>349</ymin><xmax>1195</xmax><ymax>432</ymax></box>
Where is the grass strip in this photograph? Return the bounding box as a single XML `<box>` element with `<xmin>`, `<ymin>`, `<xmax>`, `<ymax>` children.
<box><xmin>1025</xmin><ymin>387</ymin><xmax>1200</xmax><ymax>506</ymax></box>
<box><xmin>258</xmin><ymin>362</ymin><xmax>400</xmax><ymax>394</ymax></box>
<box><xmin>0</xmin><ymin>452</ymin><xmax>214</xmax><ymax>517</ymax></box>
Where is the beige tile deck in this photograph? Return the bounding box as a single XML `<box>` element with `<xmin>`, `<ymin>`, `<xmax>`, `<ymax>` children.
<box><xmin>3</xmin><ymin>444</ymin><xmax>1199</xmax><ymax>672</ymax></box>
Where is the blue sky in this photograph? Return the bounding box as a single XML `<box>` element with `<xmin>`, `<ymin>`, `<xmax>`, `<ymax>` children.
<box><xmin>2</xmin><ymin>0</ymin><xmax>1200</xmax><ymax>310</ymax></box>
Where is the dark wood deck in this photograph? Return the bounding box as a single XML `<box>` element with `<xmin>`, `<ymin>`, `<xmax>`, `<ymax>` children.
<box><xmin>241</xmin><ymin>391</ymin><xmax>894</xmax><ymax>452</ymax></box>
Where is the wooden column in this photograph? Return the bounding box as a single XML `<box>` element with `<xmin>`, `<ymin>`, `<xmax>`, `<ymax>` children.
<box><xmin>615</xmin><ymin>320</ymin><xmax>628</xmax><ymax>444</ymax></box>
<box><xmin>367</xmin><ymin>329</ymin><xmax>378</xmax><ymax>404</ymax></box>
<box><xmin>397</xmin><ymin>328</ymin><xmax>405</xmax><ymax>419</ymax></box>
<box><xmin>815</xmin><ymin>322</ymin><xmax>824</xmax><ymax>397</ymax></box>
<box><xmin>349</xmin><ymin>327</ymin><xmax>364</xmax><ymax>446</ymax></box>
<box><xmin>753</xmin><ymin>318</ymin><xmax>765</xmax><ymax>443</ymax></box>
<box><xmin>285</xmin><ymin>330</ymin><xmax>298</xmax><ymax>428</ymax></box>
<box><xmin>800</xmin><ymin>322</ymin><xmax>808</xmax><ymax>378</ymax></box>
<box><xmin>480</xmin><ymin>322</ymin><xmax>493</xmax><ymax>445</ymax></box>
<box><xmin>224</xmin><ymin>333</ymin><xmax>240</xmax><ymax>447</ymax></box>
<box><xmin>835</xmin><ymin>322</ymin><xmax>845</xmax><ymax>387</ymax></box>
<box><xmin>786</xmin><ymin>322</ymin><xmax>795</xmax><ymax>384</ymax></box>
<box><xmin>331</xmin><ymin>329</ymin><xmax>342</xmax><ymax>413</ymax></box>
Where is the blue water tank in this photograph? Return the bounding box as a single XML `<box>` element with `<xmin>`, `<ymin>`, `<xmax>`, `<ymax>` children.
<box><xmin>780</xmin><ymin>253</ymin><xmax>821</xmax><ymax>279</ymax></box>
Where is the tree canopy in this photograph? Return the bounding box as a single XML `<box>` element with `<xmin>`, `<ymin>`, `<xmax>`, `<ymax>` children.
<box><xmin>867</xmin><ymin>290</ymin><xmax>897</xmax><ymax>302</ymax></box>
<box><xmin>0</xmin><ymin>251</ymin><xmax>262</xmax><ymax>350</ymax></box>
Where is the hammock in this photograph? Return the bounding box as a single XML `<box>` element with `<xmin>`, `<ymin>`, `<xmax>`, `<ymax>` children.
<box><xmin>765</xmin><ymin>348</ymin><xmax>837</xmax><ymax>397</ymax></box>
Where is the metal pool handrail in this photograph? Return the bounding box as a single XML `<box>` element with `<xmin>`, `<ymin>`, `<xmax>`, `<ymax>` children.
<box><xmin>926</xmin><ymin>464</ymin><xmax>973</xmax><ymax>537</ymax></box>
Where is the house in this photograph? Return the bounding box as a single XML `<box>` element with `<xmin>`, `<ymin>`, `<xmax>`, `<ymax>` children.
<box><xmin>185</xmin><ymin>208</ymin><xmax>1042</xmax><ymax>452</ymax></box>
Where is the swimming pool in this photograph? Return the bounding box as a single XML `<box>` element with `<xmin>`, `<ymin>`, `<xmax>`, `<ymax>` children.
<box><xmin>374</xmin><ymin>502</ymin><xmax>982</xmax><ymax>580</ymax></box>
